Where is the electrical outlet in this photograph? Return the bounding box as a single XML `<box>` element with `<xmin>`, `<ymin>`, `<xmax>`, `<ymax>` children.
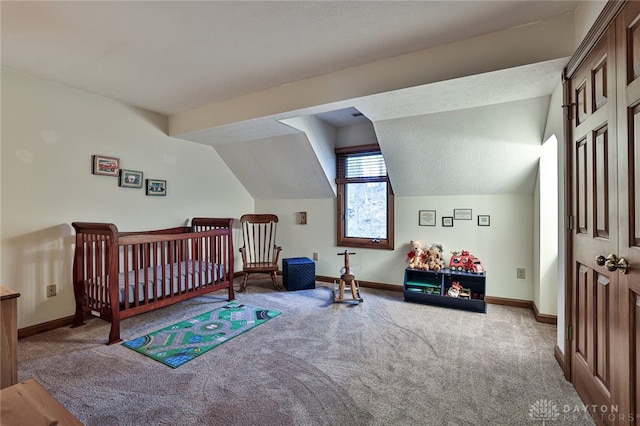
<box><xmin>313</xmin><ymin>252</ymin><xmax>319</xmax><ymax>261</ymax></box>
<box><xmin>46</xmin><ymin>284</ymin><xmax>57</xmax><ymax>297</ymax></box>
<box><xmin>516</xmin><ymin>268</ymin><xmax>526</xmax><ymax>279</ymax></box>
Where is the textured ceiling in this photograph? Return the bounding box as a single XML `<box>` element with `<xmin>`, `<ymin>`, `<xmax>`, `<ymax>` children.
<box><xmin>1</xmin><ymin>1</ymin><xmax>578</xmax><ymax>115</ymax></box>
<box><xmin>1</xmin><ymin>1</ymin><xmax>583</xmax><ymax>199</ymax></box>
<box><xmin>378</xmin><ymin>97</ymin><xmax>550</xmax><ymax>196</ymax></box>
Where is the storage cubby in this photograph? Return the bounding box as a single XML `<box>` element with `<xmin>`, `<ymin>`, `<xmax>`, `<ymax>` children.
<box><xmin>403</xmin><ymin>268</ymin><xmax>487</xmax><ymax>313</ymax></box>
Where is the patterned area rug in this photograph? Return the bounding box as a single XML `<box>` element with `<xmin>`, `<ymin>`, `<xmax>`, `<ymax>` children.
<box><xmin>122</xmin><ymin>302</ymin><xmax>281</xmax><ymax>368</ymax></box>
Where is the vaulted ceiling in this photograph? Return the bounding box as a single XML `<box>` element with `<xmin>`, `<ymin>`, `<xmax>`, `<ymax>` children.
<box><xmin>1</xmin><ymin>1</ymin><xmax>585</xmax><ymax>199</ymax></box>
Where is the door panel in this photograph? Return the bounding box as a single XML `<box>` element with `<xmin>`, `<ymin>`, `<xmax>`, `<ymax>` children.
<box><xmin>576</xmin><ymin>264</ymin><xmax>589</xmax><ymax>362</ymax></box>
<box><xmin>594</xmin><ymin>273</ymin><xmax>610</xmax><ymax>391</ymax></box>
<box><xmin>594</xmin><ymin>126</ymin><xmax>610</xmax><ymax>237</ymax></box>
<box><xmin>577</xmin><ymin>137</ymin><xmax>588</xmax><ymax>234</ymax></box>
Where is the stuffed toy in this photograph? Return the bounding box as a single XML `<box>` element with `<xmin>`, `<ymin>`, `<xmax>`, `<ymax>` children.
<box><xmin>423</xmin><ymin>244</ymin><xmax>444</xmax><ymax>271</ymax></box>
<box><xmin>405</xmin><ymin>240</ymin><xmax>425</xmax><ymax>269</ymax></box>
<box><xmin>423</xmin><ymin>252</ymin><xmax>436</xmax><ymax>271</ymax></box>
<box><xmin>429</xmin><ymin>244</ymin><xmax>444</xmax><ymax>260</ymax></box>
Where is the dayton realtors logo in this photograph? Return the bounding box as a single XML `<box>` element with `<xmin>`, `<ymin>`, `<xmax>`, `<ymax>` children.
<box><xmin>528</xmin><ymin>399</ymin><xmax>560</xmax><ymax>424</ymax></box>
<box><xmin>528</xmin><ymin>399</ymin><xmax>632</xmax><ymax>423</ymax></box>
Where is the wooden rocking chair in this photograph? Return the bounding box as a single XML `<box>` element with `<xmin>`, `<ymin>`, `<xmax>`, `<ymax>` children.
<box><xmin>239</xmin><ymin>214</ymin><xmax>282</xmax><ymax>292</ymax></box>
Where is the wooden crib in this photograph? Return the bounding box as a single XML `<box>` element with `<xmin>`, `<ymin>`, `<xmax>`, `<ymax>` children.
<box><xmin>71</xmin><ymin>218</ymin><xmax>234</xmax><ymax>345</ymax></box>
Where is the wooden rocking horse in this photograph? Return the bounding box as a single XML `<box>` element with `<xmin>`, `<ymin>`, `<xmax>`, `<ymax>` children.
<box><xmin>333</xmin><ymin>249</ymin><xmax>363</xmax><ymax>303</ymax></box>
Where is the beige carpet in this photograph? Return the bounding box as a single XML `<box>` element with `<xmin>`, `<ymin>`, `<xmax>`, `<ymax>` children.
<box><xmin>16</xmin><ymin>279</ymin><xmax>594</xmax><ymax>425</ymax></box>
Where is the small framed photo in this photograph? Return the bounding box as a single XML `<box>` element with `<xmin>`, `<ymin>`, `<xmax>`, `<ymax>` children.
<box><xmin>119</xmin><ymin>169</ymin><xmax>143</xmax><ymax>188</ymax></box>
<box><xmin>418</xmin><ymin>210</ymin><xmax>436</xmax><ymax>226</ymax></box>
<box><xmin>146</xmin><ymin>179</ymin><xmax>167</xmax><ymax>196</ymax></box>
<box><xmin>92</xmin><ymin>155</ymin><xmax>120</xmax><ymax>176</ymax></box>
<box><xmin>478</xmin><ymin>215</ymin><xmax>490</xmax><ymax>226</ymax></box>
<box><xmin>442</xmin><ymin>216</ymin><xmax>454</xmax><ymax>227</ymax></box>
<box><xmin>453</xmin><ymin>208</ymin><xmax>473</xmax><ymax>220</ymax></box>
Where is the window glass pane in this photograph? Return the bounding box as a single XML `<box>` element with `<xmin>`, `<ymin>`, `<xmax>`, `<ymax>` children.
<box><xmin>345</xmin><ymin>182</ymin><xmax>387</xmax><ymax>239</ymax></box>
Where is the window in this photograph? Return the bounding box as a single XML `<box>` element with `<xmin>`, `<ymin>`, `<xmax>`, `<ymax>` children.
<box><xmin>336</xmin><ymin>144</ymin><xmax>394</xmax><ymax>250</ymax></box>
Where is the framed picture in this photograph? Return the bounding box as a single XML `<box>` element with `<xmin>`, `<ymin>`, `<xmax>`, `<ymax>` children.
<box><xmin>442</xmin><ymin>216</ymin><xmax>454</xmax><ymax>227</ymax></box>
<box><xmin>119</xmin><ymin>169</ymin><xmax>143</xmax><ymax>188</ymax></box>
<box><xmin>146</xmin><ymin>179</ymin><xmax>167</xmax><ymax>196</ymax></box>
<box><xmin>453</xmin><ymin>208</ymin><xmax>473</xmax><ymax>220</ymax></box>
<box><xmin>418</xmin><ymin>210</ymin><xmax>436</xmax><ymax>226</ymax></box>
<box><xmin>478</xmin><ymin>215</ymin><xmax>490</xmax><ymax>226</ymax></box>
<box><xmin>92</xmin><ymin>155</ymin><xmax>120</xmax><ymax>176</ymax></box>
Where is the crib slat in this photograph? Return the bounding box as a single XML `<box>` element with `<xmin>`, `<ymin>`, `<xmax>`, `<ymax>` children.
<box><xmin>191</xmin><ymin>237</ymin><xmax>197</xmax><ymax>291</ymax></box>
<box><xmin>132</xmin><ymin>245</ymin><xmax>139</xmax><ymax>308</ymax></box>
<box><xmin>161</xmin><ymin>242</ymin><xmax>167</xmax><ymax>299</ymax></box>
<box><xmin>143</xmin><ymin>243</ymin><xmax>149</xmax><ymax>302</ymax></box>
<box><xmin>123</xmin><ymin>245</ymin><xmax>129</xmax><ymax>309</ymax></box>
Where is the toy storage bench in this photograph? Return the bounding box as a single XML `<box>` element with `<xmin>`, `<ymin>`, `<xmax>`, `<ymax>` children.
<box><xmin>403</xmin><ymin>268</ymin><xmax>487</xmax><ymax>313</ymax></box>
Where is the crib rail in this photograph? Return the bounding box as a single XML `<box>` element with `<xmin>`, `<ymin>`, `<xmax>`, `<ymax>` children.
<box><xmin>72</xmin><ymin>219</ymin><xmax>234</xmax><ymax>344</ymax></box>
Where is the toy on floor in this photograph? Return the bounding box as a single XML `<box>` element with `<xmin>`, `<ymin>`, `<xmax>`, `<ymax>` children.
<box><xmin>334</xmin><ymin>250</ymin><xmax>363</xmax><ymax>303</ymax></box>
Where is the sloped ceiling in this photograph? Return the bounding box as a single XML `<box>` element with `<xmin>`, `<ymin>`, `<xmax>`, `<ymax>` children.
<box><xmin>181</xmin><ymin>58</ymin><xmax>567</xmax><ymax>198</ymax></box>
<box><xmin>215</xmin><ymin>132</ymin><xmax>336</xmax><ymax>200</ymax></box>
<box><xmin>1</xmin><ymin>1</ymin><xmax>582</xmax><ymax>199</ymax></box>
<box><xmin>378</xmin><ymin>97</ymin><xmax>550</xmax><ymax>196</ymax></box>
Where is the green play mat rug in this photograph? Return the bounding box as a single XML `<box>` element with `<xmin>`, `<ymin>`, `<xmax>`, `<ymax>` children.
<box><xmin>122</xmin><ymin>302</ymin><xmax>281</xmax><ymax>368</ymax></box>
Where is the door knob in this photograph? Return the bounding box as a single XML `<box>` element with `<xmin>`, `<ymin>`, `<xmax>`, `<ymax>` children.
<box><xmin>616</xmin><ymin>257</ymin><xmax>630</xmax><ymax>274</ymax></box>
<box><xmin>602</xmin><ymin>254</ymin><xmax>631</xmax><ymax>274</ymax></box>
<box><xmin>605</xmin><ymin>254</ymin><xmax>619</xmax><ymax>271</ymax></box>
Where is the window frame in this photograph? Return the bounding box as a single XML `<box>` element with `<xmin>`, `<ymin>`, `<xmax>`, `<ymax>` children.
<box><xmin>335</xmin><ymin>144</ymin><xmax>394</xmax><ymax>250</ymax></box>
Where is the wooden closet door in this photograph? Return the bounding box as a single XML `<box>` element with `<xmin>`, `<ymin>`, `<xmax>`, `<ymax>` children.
<box><xmin>567</xmin><ymin>2</ymin><xmax>640</xmax><ymax>424</ymax></box>
<box><xmin>568</xmin><ymin>22</ymin><xmax>619</xmax><ymax>425</ymax></box>
<box><xmin>615</xmin><ymin>2</ymin><xmax>640</xmax><ymax>422</ymax></box>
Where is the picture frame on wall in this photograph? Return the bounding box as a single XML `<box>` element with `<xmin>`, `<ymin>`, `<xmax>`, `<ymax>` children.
<box><xmin>478</xmin><ymin>215</ymin><xmax>490</xmax><ymax>226</ymax></box>
<box><xmin>92</xmin><ymin>155</ymin><xmax>120</xmax><ymax>177</ymax></box>
<box><xmin>442</xmin><ymin>216</ymin><xmax>454</xmax><ymax>227</ymax></box>
<box><xmin>146</xmin><ymin>179</ymin><xmax>167</xmax><ymax>196</ymax></box>
<box><xmin>119</xmin><ymin>169</ymin><xmax>143</xmax><ymax>188</ymax></box>
<box><xmin>418</xmin><ymin>210</ymin><xmax>436</xmax><ymax>226</ymax></box>
<box><xmin>453</xmin><ymin>208</ymin><xmax>472</xmax><ymax>220</ymax></box>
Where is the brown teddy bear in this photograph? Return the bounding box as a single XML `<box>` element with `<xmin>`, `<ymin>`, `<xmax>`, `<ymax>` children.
<box><xmin>405</xmin><ymin>240</ymin><xmax>426</xmax><ymax>269</ymax></box>
<box><xmin>423</xmin><ymin>244</ymin><xmax>444</xmax><ymax>271</ymax></box>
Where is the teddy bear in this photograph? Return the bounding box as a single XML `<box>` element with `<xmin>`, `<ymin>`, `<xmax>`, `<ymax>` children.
<box><xmin>405</xmin><ymin>240</ymin><xmax>426</xmax><ymax>269</ymax></box>
<box><xmin>421</xmin><ymin>249</ymin><xmax>438</xmax><ymax>271</ymax></box>
<box><xmin>421</xmin><ymin>244</ymin><xmax>444</xmax><ymax>271</ymax></box>
<box><xmin>422</xmin><ymin>252</ymin><xmax>435</xmax><ymax>271</ymax></box>
<box><xmin>431</xmin><ymin>254</ymin><xmax>443</xmax><ymax>272</ymax></box>
<box><xmin>429</xmin><ymin>244</ymin><xmax>444</xmax><ymax>259</ymax></box>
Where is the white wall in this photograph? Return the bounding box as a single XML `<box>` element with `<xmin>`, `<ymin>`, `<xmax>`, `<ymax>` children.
<box><xmin>1</xmin><ymin>69</ymin><xmax>254</xmax><ymax>329</ymax></box>
<box><xmin>574</xmin><ymin>1</ymin><xmax>608</xmax><ymax>46</ymax></box>
<box><xmin>257</xmin><ymin>193</ymin><xmax>534</xmax><ymax>300</ymax></box>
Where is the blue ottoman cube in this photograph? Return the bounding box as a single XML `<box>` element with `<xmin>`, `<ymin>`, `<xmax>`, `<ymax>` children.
<box><xmin>282</xmin><ymin>257</ymin><xmax>316</xmax><ymax>291</ymax></box>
